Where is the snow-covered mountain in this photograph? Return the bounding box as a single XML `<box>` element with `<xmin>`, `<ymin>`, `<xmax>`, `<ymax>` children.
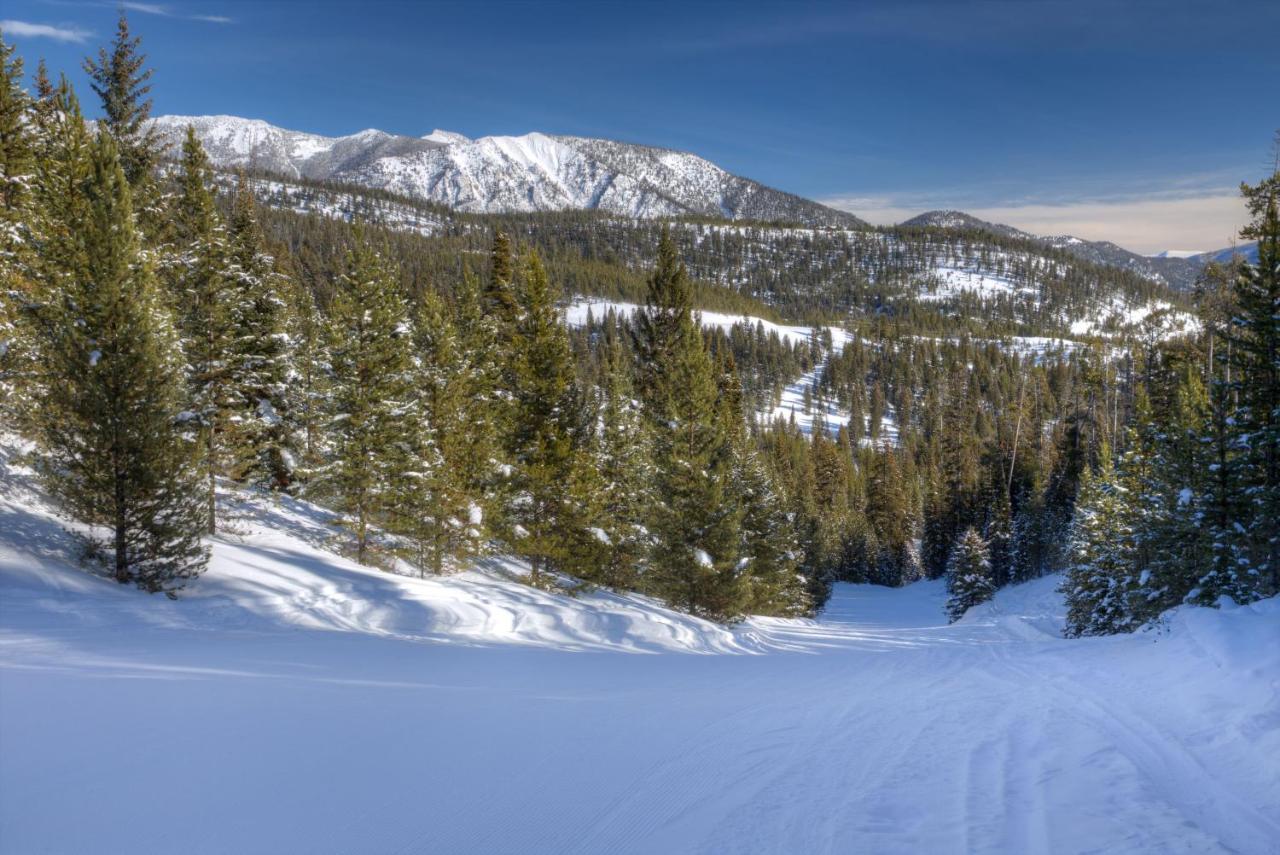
<box><xmin>149</xmin><ymin>115</ymin><xmax>865</xmax><ymax>227</ymax></box>
<box><xmin>1151</xmin><ymin>249</ymin><xmax>1205</xmax><ymax>259</ymax></box>
<box><xmin>903</xmin><ymin>210</ymin><xmax>1205</xmax><ymax>290</ymax></box>
<box><xmin>1195</xmin><ymin>241</ymin><xmax>1261</xmax><ymax>265</ymax></box>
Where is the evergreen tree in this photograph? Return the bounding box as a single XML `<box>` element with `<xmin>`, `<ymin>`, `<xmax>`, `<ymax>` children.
<box><xmin>1225</xmin><ymin>172</ymin><xmax>1280</xmax><ymax>596</ymax></box>
<box><xmin>28</xmin><ymin>128</ymin><xmax>206</xmax><ymax>592</ymax></box>
<box><xmin>503</xmin><ymin>252</ymin><xmax>591</xmax><ymax>587</ymax></box>
<box><xmin>720</xmin><ymin>351</ymin><xmax>810</xmax><ymax>616</ymax></box>
<box><xmin>408</xmin><ymin>289</ymin><xmax>485</xmax><ymax>574</ymax></box>
<box><xmin>1061</xmin><ymin>448</ymin><xmax>1135</xmax><ymax>636</ymax></box>
<box><xmin>945</xmin><ymin>527</ymin><xmax>994</xmax><ymax>623</ymax></box>
<box><xmin>167</xmin><ymin>126</ymin><xmax>233</xmax><ymax>532</ymax></box>
<box><xmin>634</xmin><ymin>228</ymin><xmax>745</xmax><ymax>620</ymax></box>
<box><xmin>225</xmin><ymin>177</ymin><xmax>297</xmax><ymax>491</ymax></box>
<box><xmin>0</xmin><ymin>32</ymin><xmax>35</xmax><ymax>419</ymax></box>
<box><xmin>287</xmin><ymin>280</ymin><xmax>329</xmax><ymax>484</ymax></box>
<box><xmin>0</xmin><ymin>32</ymin><xmax>32</xmax><ymax>231</ymax></box>
<box><xmin>82</xmin><ymin>13</ymin><xmax>162</xmax><ymax>195</ymax></box>
<box><xmin>450</xmin><ymin>269</ymin><xmax>504</xmax><ymax>525</ymax></box>
<box><xmin>588</xmin><ymin>335</ymin><xmax>653</xmax><ymax>590</ymax></box>
<box><xmin>321</xmin><ymin>239</ymin><xmax>422</xmax><ymax>566</ymax></box>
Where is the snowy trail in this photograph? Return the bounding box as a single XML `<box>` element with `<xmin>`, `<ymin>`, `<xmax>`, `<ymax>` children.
<box><xmin>1</xmin><ymin>447</ymin><xmax>1278</xmax><ymax>854</ymax></box>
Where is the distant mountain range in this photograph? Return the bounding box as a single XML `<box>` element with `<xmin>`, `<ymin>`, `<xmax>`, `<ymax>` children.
<box><xmin>151</xmin><ymin>116</ymin><xmax>1250</xmax><ymax>292</ymax></box>
<box><xmin>149</xmin><ymin>115</ymin><xmax>865</xmax><ymax>228</ymax></box>
<box><xmin>900</xmin><ymin>210</ymin><xmax>1254</xmax><ymax>291</ymax></box>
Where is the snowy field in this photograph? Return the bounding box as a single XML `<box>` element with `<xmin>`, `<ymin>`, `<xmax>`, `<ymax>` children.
<box><xmin>1</xmin><ymin>443</ymin><xmax>1278</xmax><ymax>854</ymax></box>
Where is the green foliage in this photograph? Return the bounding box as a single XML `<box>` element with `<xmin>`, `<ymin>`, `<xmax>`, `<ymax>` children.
<box><xmin>320</xmin><ymin>239</ymin><xmax>422</xmax><ymax>566</ymax></box>
<box><xmin>27</xmin><ymin>129</ymin><xmax>206</xmax><ymax>592</ymax></box>
<box><xmin>635</xmin><ymin>228</ymin><xmax>746</xmax><ymax>620</ymax></box>
<box><xmin>946</xmin><ymin>527</ymin><xmax>994</xmax><ymax>623</ymax></box>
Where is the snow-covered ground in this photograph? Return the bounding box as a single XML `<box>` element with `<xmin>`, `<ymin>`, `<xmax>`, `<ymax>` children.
<box><xmin>2</xmin><ymin>442</ymin><xmax>1277</xmax><ymax>854</ymax></box>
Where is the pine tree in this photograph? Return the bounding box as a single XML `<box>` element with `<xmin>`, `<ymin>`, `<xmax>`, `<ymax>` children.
<box><xmin>588</xmin><ymin>335</ymin><xmax>653</xmax><ymax>590</ymax></box>
<box><xmin>0</xmin><ymin>32</ymin><xmax>35</xmax><ymax>419</ymax></box>
<box><xmin>1134</xmin><ymin>364</ymin><xmax>1213</xmax><ymax>616</ymax></box>
<box><xmin>28</xmin><ymin>128</ymin><xmax>206</xmax><ymax>593</ymax></box>
<box><xmin>484</xmin><ymin>230</ymin><xmax>520</xmax><ymax>332</ymax></box>
<box><xmin>633</xmin><ymin>228</ymin><xmax>745</xmax><ymax>620</ymax></box>
<box><xmin>408</xmin><ymin>289</ymin><xmax>485</xmax><ymax>574</ymax></box>
<box><xmin>82</xmin><ymin>13</ymin><xmax>162</xmax><ymax>196</ymax></box>
<box><xmin>1061</xmin><ymin>448</ymin><xmax>1135</xmax><ymax>636</ymax></box>
<box><xmin>225</xmin><ymin>177</ymin><xmax>298</xmax><ymax>491</ymax></box>
<box><xmin>166</xmin><ymin>126</ymin><xmax>233</xmax><ymax>533</ymax></box>
<box><xmin>287</xmin><ymin>281</ymin><xmax>329</xmax><ymax>484</ymax></box>
<box><xmin>1225</xmin><ymin>171</ymin><xmax>1280</xmax><ymax>597</ymax></box>
<box><xmin>449</xmin><ymin>269</ymin><xmax>503</xmax><ymax>527</ymax></box>
<box><xmin>0</xmin><ymin>32</ymin><xmax>32</xmax><ymax>232</ymax></box>
<box><xmin>715</xmin><ymin>350</ymin><xmax>809</xmax><ymax>615</ymax></box>
<box><xmin>945</xmin><ymin>527</ymin><xmax>994</xmax><ymax>623</ymax></box>
<box><xmin>321</xmin><ymin>239</ymin><xmax>421</xmax><ymax>566</ymax></box>
<box><xmin>503</xmin><ymin>252</ymin><xmax>591</xmax><ymax>587</ymax></box>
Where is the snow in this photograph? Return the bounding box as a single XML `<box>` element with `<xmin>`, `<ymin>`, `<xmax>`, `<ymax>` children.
<box><xmin>2</xmin><ymin>439</ymin><xmax>1277</xmax><ymax>854</ymax></box>
<box><xmin>916</xmin><ymin>264</ymin><xmax>1035</xmax><ymax>302</ymax></box>
<box><xmin>1151</xmin><ymin>249</ymin><xmax>1205</xmax><ymax>259</ymax></box>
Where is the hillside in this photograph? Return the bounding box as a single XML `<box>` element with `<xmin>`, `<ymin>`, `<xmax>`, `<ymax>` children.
<box><xmin>2</xmin><ymin>438</ymin><xmax>1277</xmax><ymax>854</ymax></box>
<box><xmin>149</xmin><ymin>115</ymin><xmax>866</xmax><ymax>227</ymax></box>
<box><xmin>903</xmin><ymin>210</ymin><xmax>1206</xmax><ymax>291</ymax></box>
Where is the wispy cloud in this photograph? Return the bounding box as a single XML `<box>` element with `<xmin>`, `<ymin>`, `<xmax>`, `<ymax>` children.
<box><xmin>1</xmin><ymin>19</ymin><xmax>93</xmax><ymax>42</ymax></box>
<box><xmin>41</xmin><ymin>1</ymin><xmax>235</xmax><ymax>24</ymax></box>
<box><xmin>823</xmin><ymin>187</ymin><xmax>1250</xmax><ymax>255</ymax></box>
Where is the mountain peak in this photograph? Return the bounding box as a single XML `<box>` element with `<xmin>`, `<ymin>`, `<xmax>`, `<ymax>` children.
<box><xmin>149</xmin><ymin>114</ymin><xmax>865</xmax><ymax>227</ymax></box>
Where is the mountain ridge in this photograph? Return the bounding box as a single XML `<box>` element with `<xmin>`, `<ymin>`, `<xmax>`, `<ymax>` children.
<box><xmin>149</xmin><ymin>115</ymin><xmax>866</xmax><ymax>228</ymax></box>
<box><xmin>903</xmin><ymin>209</ymin><xmax>1206</xmax><ymax>290</ymax></box>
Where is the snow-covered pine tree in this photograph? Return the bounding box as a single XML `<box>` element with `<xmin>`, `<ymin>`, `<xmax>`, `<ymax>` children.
<box><xmin>225</xmin><ymin>177</ymin><xmax>298</xmax><ymax>491</ymax></box>
<box><xmin>321</xmin><ymin>239</ymin><xmax>422</xmax><ymax>566</ymax></box>
<box><xmin>406</xmin><ymin>289</ymin><xmax>485</xmax><ymax>574</ymax></box>
<box><xmin>0</xmin><ymin>33</ymin><xmax>35</xmax><ymax>422</ymax></box>
<box><xmin>166</xmin><ymin>126</ymin><xmax>234</xmax><ymax>533</ymax></box>
<box><xmin>984</xmin><ymin>470</ymin><xmax>1014</xmax><ymax>588</ymax></box>
<box><xmin>1061</xmin><ymin>447</ymin><xmax>1136</xmax><ymax>636</ymax></box>
<box><xmin>1136</xmin><ymin>363</ymin><xmax>1213</xmax><ymax>616</ymax></box>
<box><xmin>28</xmin><ymin>126</ymin><xmax>207</xmax><ymax>593</ymax></box>
<box><xmin>286</xmin><ymin>280</ymin><xmax>329</xmax><ymax>485</ymax></box>
<box><xmin>1224</xmin><ymin>172</ymin><xmax>1280</xmax><ymax>597</ymax></box>
<box><xmin>945</xmin><ymin>527</ymin><xmax>994</xmax><ymax>623</ymax></box>
<box><xmin>446</xmin><ymin>269</ymin><xmax>503</xmax><ymax>533</ymax></box>
<box><xmin>633</xmin><ymin>227</ymin><xmax>745</xmax><ymax>621</ymax></box>
<box><xmin>587</xmin><ymin>334</ymin><xmax>654</xmax><ymax>591</ymax></box>
<box><xmin>718</xmin><ymin>349</ymin><xmax>810</xmax><ymax>617</ymax></box>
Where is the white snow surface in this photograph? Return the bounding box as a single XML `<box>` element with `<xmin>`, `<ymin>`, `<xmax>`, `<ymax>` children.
<box><xmin>2</xmin><ymin>440</ymin><xmax>1278</xmax><ymax>854</ymax></box>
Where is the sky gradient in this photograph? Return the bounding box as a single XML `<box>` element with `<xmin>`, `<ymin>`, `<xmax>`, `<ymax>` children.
<box><xmin>3</xmin><ymin>0</ymin><xmax>1277</xmax><ymax>252</ymax></box>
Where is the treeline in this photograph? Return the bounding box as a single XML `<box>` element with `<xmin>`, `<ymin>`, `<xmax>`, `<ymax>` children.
<box><xmin>1059</xmin><ymin>177</ymin><xmax>1280</xmax><ymax>634</ymax></box>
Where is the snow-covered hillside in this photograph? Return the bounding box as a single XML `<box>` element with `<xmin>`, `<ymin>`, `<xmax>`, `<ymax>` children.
<box><xmin>148</xmin><ymin>115</ymin><xmax>864</xmax><ymax>226</ymax></box>
<box><xmin>2</xmin><ymin>439</ymin><xmax>1277</xmax><ymax>854</ymax></box>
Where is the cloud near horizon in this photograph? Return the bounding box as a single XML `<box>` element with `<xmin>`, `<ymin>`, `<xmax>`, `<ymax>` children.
<box><xmin>824</xmin><ymin>190</ymin><xmax>1251</xmax><ymax>256</ymax></box>
<box><xmin>1</xmin><ymin>19</ymin><xmax>92</xmax><ymax>43</ymax></box>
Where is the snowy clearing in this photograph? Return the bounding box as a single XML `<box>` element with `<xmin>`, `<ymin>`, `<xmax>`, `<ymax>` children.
<box><xmin>1</xmin><ymin>444</ymin><xmax>1277</xmax><ymax>855</ymax></box>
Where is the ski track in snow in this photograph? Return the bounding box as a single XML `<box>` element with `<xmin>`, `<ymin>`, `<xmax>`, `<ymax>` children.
<box><xmin>1</xmin><ymin>442</ymin><xmax>1277</xmax><ymax>855</ymax></box>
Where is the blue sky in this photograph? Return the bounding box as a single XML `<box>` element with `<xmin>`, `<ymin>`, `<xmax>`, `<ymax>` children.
<box><xmin>3</xmin><ymin>0</ymin><xmax>1277</xmax><ymax>251</ymax></box>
